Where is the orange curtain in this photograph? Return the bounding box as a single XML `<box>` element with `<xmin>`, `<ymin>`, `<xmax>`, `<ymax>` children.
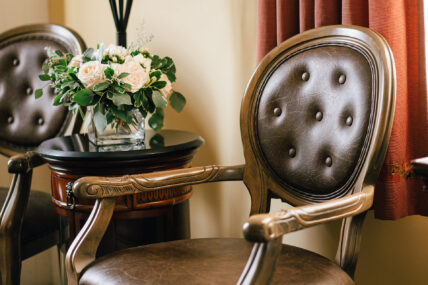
<box><xmin>257</xmin><ymin>0</ymin><xmax>428</xmax><ymax>219</ymax></box>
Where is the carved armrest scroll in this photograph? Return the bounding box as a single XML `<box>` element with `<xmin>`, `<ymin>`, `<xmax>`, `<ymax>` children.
<box><xmin>8</xmin><ymin>151</ymin><xmax>45</xmax><ymax>173</ymax></box>
<box><xmin>243</xmin><ymin>186</ymin><xmax>374</xmax><ymax>243</ymax></box>
<box><xmin>73</xmin><ymin>164</ymin><xmax>245</xmax><ymax>199</ymax></box>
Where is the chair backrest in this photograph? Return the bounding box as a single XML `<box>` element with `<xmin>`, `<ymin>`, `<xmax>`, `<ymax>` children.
<box><xmin>0</xmin><ymin>24</ymin><xmax>86</xmax><ymax>155</ymax></box>
<box><xmin>241</xmin><ymin>25</ymin><xmax>395</xmax><ymax>211</ymax></box>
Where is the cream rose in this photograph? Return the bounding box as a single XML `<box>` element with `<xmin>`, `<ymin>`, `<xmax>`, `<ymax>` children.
<box><xmin>68</xmin><ymin>54</ymin><xmax>82</xmax><ymax>68</ymax></box>
<box><xmin>159</xmin><ymin>73</ymin><xmax>173</xmax><ymax>98</ymax></box>
<box><xmin>77</xmin><ymin>61</ymin><xmax>106</xmax><ymax>89</ymax></box>
<box><xmin>118</xmin><ymin>60</ymin><xmax>149</xmax><ymax>93</ymax></box>
<box><xmin>131</xmin><ymin>53</ymin><xmax>152</xmax><ymax>70</ymax></box>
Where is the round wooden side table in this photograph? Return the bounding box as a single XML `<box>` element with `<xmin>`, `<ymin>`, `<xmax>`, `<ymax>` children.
<box><xmin>38</xmin><ymin>129</ymin><xmax>203</xmax><ymax>254</ymax></box>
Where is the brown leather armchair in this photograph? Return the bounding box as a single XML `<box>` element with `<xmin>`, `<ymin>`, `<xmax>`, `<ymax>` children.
<box><xmin>66</xmin><ymin>25</ymin><xmax>396</xmax><ymax>284</ymax></box>
<box><xmin>0</xmin><ymin>24</ymin><xmax>86</xmax><ymax>285</ymax></box>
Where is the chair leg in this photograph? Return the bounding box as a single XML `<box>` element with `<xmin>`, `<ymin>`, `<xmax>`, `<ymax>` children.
<box><xmin>0</xmin><ymin>234</ymin><xmax>21</xmax><ymax>285</ymax></box>
<box><xmin>57</xmin><ymin>216</ymin><xmax>69</xmax><ymax>285</ymax></box>
<box><xmin>57</xmin><ymin>242</ymin><xmax>68</xmax><ymax>285</ymax></box>
<box><xmin>335</xmin><ymin>212</ymin><xmax>368</xmax><ymax>278</ymax></box>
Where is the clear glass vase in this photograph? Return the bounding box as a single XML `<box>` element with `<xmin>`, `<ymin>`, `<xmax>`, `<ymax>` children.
<box><xmin>86</xmin><ymin>107</ymin><xmax>145</xmax><ymax>147</ymax></box>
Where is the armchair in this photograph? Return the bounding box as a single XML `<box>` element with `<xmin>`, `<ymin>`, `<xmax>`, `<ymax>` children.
<box><xmin>66</xmin><ymin>25</ymin><xmax>395</xmax><ymax>284</ymax></box>
<box><xmin>0</xmin><ymin>24</ymin><xmax>85</xmax><ymax>284</ymax></box>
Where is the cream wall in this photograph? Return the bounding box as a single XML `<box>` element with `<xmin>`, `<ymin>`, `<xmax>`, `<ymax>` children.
<box><xmin>1</xmin><ymin>0</ymin><xmax>428</xmax><ymax>284</ymax></box>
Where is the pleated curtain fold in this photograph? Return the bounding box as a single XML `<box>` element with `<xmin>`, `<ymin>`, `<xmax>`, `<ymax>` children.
<box><xmin>257</xmin><ymin>0</ymin><xmax>428</xmax><ymax>220</ymax></box>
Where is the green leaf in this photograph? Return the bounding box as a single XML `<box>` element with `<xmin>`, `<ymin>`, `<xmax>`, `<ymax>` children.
<box><xmin>111</xmin><ymin>108</ymin><xmax>129</xmax><ymax>123</ymax></box>
<box><xmin>106</xmin><ymin>111</ymin><xmax>114</xmax><ymax>124</ymax></box>
<box><xmin>42</xmin><ymin>63</ymin><xmax>49</xmax><ymax>74</ymax></box>
<box><xmin>121</xmin><ymin>83</ymin><xmax>132</xmax><ymax>90</ymax></box>
<box><xmin>39</xmin><ymin>74</ymin><xmax>51</xmax><ymax>81</ymax></box>
<box><xmin>112</xmin><ymin>93</ymin><xmax>132</xmax><ymax>106</ymax></box>
<box><xmin>104</xmin><ymin>67</ymin><xmax>114</xmax><ymax>79</ymax></box>
<box><xmin>149</xmin><ymin>133</ymin><xmax>165</xmax><ymax>148</ymax></box>
<box><xmin>114</xmin><ymin>85</ymin><xmax>125</xmax><ymax>94</ymax></box>
<box><xmin>138</xmin><ymin>107</ymin><xmax>147</xmax><ymax>118</ymax></box>
<box><xmin>152</xmin><ymin>90</ymin><xmax>167</xmax><ymax>109</ymax></box>
<box><xmin>93</xmin><ymin>110</ymin><xmax>108</xmax><ymax>134</ymax></box>
<box><xmin>169</xmin><ymin>92</ymin><xmax>186</xmax><ymax>112</ymax></box>
<box><xmin>55</xmin><ymin>50</ymin><xmax>64</xmax><ymax>56</ymax></box>
<box><xmin>73</xmin><ymin>89</ymin><xmax>94</xmax><ymax>106</ymax></box>
<box><xmin>165</xmin><ymin>71</ymin><xmax>176</xmax><ymax>83</ymax></box>
<box><xmin>93</xmin><ymin>81</ymin><xmax>111</xmax><ymax>91</ymax></box>
<box><xmin>53</xmin><ymin>93</ymin><xmax>63</xmax><ymax>106</ymax></box>
<box><xmin>151</xmin><ymin>55</ymin><xmax>162</xmax><ymax>69</ymax></box>
<box><xmin>152</xmin><ymin>80</ymin><xmax>167</xmax><ymax>89</ymax></box>
<box><xmin>143</xmin><ymin>89</ymin><xmax>155</xmax><ymax>113</ymax></box>
<box><xmin>78</xmin><ymin>107</ymin><xmax>85</xmax><ymax>120</ymax></box>
<box><xmin>150</xmin><ymin>71</ymin><xmax>162</xmax><ymax>80</ymax></box>
<box><xmin>117</xmin><ymin>72</ymin><xmax>130</xmax><ymax>79</ymax></box>
<box><xmin>133</xmin><ymin>91</ymin><xmax>144</xmax><ymax>108</ymax></box>
<box><xmin>34</xmin><ymin>89</ymin><xmax>43</xmax><ymax>99</ymax></box>
<box><xmin>148</xmin><ymin>111</ymin><xmax>164</xmax><ymax>131</ymax></box>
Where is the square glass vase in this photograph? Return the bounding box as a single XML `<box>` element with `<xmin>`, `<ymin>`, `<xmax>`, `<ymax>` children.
<box><xmin>87</xmin><ymin>108</ymin><xmax>145</xmax><ymax>146</ymax></box>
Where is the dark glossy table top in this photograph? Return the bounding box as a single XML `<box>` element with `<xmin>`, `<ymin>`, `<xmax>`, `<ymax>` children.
<box><xmin>38</xmin><ymin>130</ymin><xmax>204</xmax><ymax>161</ymax></box>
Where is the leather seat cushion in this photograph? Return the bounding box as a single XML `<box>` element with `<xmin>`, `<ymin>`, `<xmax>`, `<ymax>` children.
<box><xmin>79</xmin><ymin>238</ymin><xmax>353</xmax><ymax>285</ymax></box>
<box><xmin>0</xmin><ymin>187</ymin><xmax>59</xmax><ymax>246</ymax></box>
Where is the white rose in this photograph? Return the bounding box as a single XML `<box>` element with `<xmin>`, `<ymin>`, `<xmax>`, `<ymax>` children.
<box><xmin>68</xmin><ymin>54</ymin><xmax>82</xmax><ymax>68</ymax></box>
<box><xmin>159</xmin><ymin>73</ymin><xmax>173</xmax><ymax>98</ymax></box>
<box><xmin>131</xmin><ymin>53</ymin><xmax>152</xmax><ymax>70</ymax></box>
<box><xmin>77</xmin><ymin>61</ymin><xmax>106</xmax><ymax>89</ymax></box>
<box><xmin>118</xmin><ymin>60</ymin><xmax>149</xmax><ymax>93</ymax></box>
<box><xmin>103</xmin><ymin>44</ymin><xmax>129</xmax><ymax>59</ymax></box>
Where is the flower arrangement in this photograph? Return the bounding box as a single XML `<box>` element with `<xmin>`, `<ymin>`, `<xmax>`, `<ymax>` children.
<box><xmin>35</xmin><ymin>44</ymin><xmax>186</xmax><ymax>136</ymax></box>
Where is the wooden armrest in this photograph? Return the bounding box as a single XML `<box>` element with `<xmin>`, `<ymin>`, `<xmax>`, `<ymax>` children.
<box><xmin>73</xmin><ymin>164</ymin><xmax>245</xmax><ymax>199</ymax></box>
<box><xmin>0</xmin><ymin>152</ymin><xmax>42</xmax><ymax>284</ymax></box>
<box><xmin>243</xmin><ymin>186</ymin><xmax>374</xmax><ymax>243</ymax></box>
<box><xmin>238</xmin><ymin>186</ymin><xmax>374</xmax><ymax>285</ymax></box>
<box><xmin>8</xmin><ymin>151</ymin><xmax>45</xmax><ymax>173</ymax></box>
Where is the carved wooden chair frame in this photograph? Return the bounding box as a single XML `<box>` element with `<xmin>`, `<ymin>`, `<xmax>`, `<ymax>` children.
<box><xmin>66</xmin><ymin>25</ymin><xmax>395</xmax><ymax>284</ymax></box>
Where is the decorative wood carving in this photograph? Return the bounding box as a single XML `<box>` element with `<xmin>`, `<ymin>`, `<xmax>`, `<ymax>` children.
<box><xmin>73</xmin><ymin>165</ymin><xmax>245</xmax><ymax>199</ymax></box>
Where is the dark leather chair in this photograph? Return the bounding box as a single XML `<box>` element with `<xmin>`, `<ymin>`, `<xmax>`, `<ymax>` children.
<box><xmin>65</xmin><ymin>25</ymin><xmax>396</xmax><ymax>284</ymax></box>
<box><xmin>0</xmin><ymin>24</ymin><xmax>86</xmax><ymax>284</ymax></box>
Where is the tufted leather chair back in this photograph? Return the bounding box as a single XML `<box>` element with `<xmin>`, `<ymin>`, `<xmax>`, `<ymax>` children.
<box><xmin>241</xmin><ymin>26</ymin><xmax>395</xmax><ymax>207</ymax></box>
<box><xmin>0</xmin><ymin>24</ymin><xmax>86</xmax><ymax>155</ymax></box>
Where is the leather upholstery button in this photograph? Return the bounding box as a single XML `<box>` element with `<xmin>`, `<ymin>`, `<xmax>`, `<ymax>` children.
<box><xmin>346</xmin><ymin>116</ymin><xmax>353</xmax><ymax>126</ymax></box>
<box><xmin>325</xmin><ymin>156</ymin><xmax>332</xmax><ymax>167</ymax></box>
<box><xmin>302</xmin><ymin>72</ymin><xmax>310</xmax><ymax>81</ymax></box>
<box><xmin>26</xmin><ymin>87</ymin><xmax>33</xmax><ymax>95</ymax></box>
<box><xmin>288</xmin><ymin>148</ymin><xmax>296</xmax><ymax>158</ymax></box>
<box><xmin>315</xmin><ymin>111</ymin><xmax>323</xmax><ymax>121</ymax></box>
<box><xmin>37</xmin><ymin>117</ymin><xmax>44</xmax><ymax>126</ymax></box>
<box><xmin>12</xmin><ymin>58</ymin><xmax>19</xmax><ymax>66</ymax></box>
<box><xmin>338</xmin><ymin>74</ymin><xmax>346</xmax><ymax>84</ymax></box>
<box><xmin>273</xmin><ymin>107</ymin><xmax>282</xmax><ymax>117</ymax></box>
<box><xmin>7</xmin><ymin>116</ymin><xmax>13</xmax><ymax>124</ymax></box>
